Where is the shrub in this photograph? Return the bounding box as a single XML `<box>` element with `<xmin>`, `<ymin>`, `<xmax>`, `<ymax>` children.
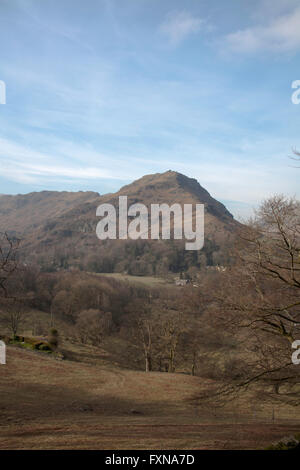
<box><xmin>38</xmin><ymin>343</ymin><xmax>52</xmax><ymax>352</ymax></box>
<box><xmin>266</xmin><ymin>436</ymin><xmax>300</xmax><ymax>450</ymax></box>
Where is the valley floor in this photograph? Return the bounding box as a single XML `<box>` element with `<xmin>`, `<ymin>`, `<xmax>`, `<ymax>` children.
<box><xmin>1</xmin><ymin>346</ymin><xmax>300</xmax><ymax>450</ymax></box>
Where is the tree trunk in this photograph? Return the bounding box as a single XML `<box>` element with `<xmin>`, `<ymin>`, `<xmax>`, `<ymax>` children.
<box><xmin>191</xmin><ymin>351</ymin><xmax>196</xmax><ymax>376</ymax></box>
<box><xmin>145</xmin><ymin>352</ymin><xmax>152</xmax><ymax>372</ymax></box>
<box><xmin>168</xmin><ymin>349</ymin><xmax>174</xmax><ymax>373</ymax></box>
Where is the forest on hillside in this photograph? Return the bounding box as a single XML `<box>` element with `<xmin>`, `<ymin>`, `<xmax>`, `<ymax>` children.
<box><xmin>1</xmin><ymin>195</ymin><xmax>300</xmax><ymax>406</ymax></box>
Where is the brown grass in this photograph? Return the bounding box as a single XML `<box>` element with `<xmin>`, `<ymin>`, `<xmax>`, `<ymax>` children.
<box><xmin>93</xmin><ymin>272</ymin><xmax>171</xmax><ymax>287</ymax></box>
<box><xmin>0</xmin><ymin>345</ymin><xmax>300</xmax><ymax>450</ymax></box>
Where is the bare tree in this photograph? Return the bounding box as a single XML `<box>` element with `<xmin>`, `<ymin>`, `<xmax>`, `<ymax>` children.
<box><xmin>291</xmin><ymin>148</ymin><xmax>300</xmax><ymax>163</ymax></box>
<box><xmin>0</xmin><ymin>232</ymin><xmax>20</xmax><ymax>298</ymax></box>
<box><xmin>201</xmin><ymin>195</ymin><xmax>300</xmax><ymax>404</ymax></box>
<box><xmin>237</xmin><ymin>196</ymin><xmax>300</xmax><ymax>343</ymax></box>
<box><xmin>128</xmin><ymin>297</ymin><xmax>157</xmax><ymax>373</ymax></box>
<box><xmin>2</xmin><ymin>300</ymin><xmax>27</xmax><ymax>337</ymax></box>
<box><xmin>75</xmin><ymin>309</ymin><xmax>110</xmax><ymax>346</ymax></box>
<box><xmin>137</xmin><ymin>315</ymin><xmax>155</xmax><ymax>372</ymax></box>
<box><xmin>159</xmin><ymin>312</ymin><xmax>185</xmax><ymax>373</ymax></box>
<box><xmin>130</xmin><ymin>298</ymin><xmax>187</xmax><ymax>373</ymax></box>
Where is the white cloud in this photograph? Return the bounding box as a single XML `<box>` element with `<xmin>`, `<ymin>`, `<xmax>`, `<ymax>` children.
<box><xmin>225</xmin><ymin>6</ymin><xmax>300</xmax><ymax>53</ymax></box>
<box><xmin>160</xmin><ymin>11</ymin><xmax>205</xmax><ymax>46</ymax></box>
<box><xmin>0</xmin><ymin>137</ymin><xmax>131</xmax><ymax>185</ymax></box>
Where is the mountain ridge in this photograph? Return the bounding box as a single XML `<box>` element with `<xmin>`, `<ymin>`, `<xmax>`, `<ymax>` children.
<box><xmin>0</xmin><ymin>171</ymin><xmax>240</xmax><ymax>274</ymax></box>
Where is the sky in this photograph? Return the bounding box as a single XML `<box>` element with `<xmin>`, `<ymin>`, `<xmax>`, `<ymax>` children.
<box><xmin>0</xmin><ymin>0</ymin><xmax>300</xmax><ymax>219</ymax></box>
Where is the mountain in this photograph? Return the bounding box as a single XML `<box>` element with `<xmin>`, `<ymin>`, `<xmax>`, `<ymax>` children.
<box><xmin>102</xmin><ymin>171</ymin><xmax>233</xmax><ymax>219</ymax></box>
<box><xmin>0</xmin><ymin>171</ymin><xmax>240</xmax><ymax>275</ymax></box>
<box><xmin>0</xmin><ymin>190</ymin><xmax>99</xmax><ymax>235</ymax></box>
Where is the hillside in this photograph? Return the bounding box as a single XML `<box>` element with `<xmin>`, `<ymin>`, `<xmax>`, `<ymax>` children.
<box><xmin>0</xmin><ymin>190</ymin><xmax>99</xmax><ymax>235</ymax></box>
<box><xmin>1</xmin><ymin>345</ymin><xmax>300</xmax><ymax>450</ymax></box>
<box><xmin>0</xmin><ymin>171</ymin><xmax>240</xmax><ymax>274</ymax></box>
<box><xmin>104</xmin><ymin>171</ymin><xmax>233</xmax><ymax>220</ymax></box>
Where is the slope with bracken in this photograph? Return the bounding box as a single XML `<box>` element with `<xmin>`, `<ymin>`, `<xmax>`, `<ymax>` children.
<box><xmin>0</xmin><ymin>171</ymin><xmax>240</xmax><ymax>274</ymax></box>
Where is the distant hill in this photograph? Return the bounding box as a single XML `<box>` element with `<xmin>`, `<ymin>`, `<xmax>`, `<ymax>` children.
<box><xmin>0</xmin><ymin>171</ymin><xmax>240</xmax><ymax>275</ymax></box>
<box><xmin>0</xmin><ymin>190</ymin><xmax>99</xmax><ymax>235</ymax></box>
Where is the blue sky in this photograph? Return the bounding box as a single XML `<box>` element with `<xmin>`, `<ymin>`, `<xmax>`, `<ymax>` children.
<box><xmin>0</xmin><ymin>0</ymin><xmax>300</xmax><ymax>219</ymax></box>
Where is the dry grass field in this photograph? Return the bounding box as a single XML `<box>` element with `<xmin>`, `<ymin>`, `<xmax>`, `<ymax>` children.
<box><xmin>93</xmin><ymin>272</ymin><xmax>172</xmax><ymax>287</ymax></box>
<box><xmin>1</xmin><ymin>344</ymin><xmax>300</xmax><ymax>450</ymax></box>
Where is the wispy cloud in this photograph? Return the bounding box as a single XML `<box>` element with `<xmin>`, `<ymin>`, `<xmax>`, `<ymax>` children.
<box><xmin>224</xmin><ymin>6</ymin><xmax>300</xmax><ymax>54</ymax></box>
<box><xmin>0</xmin><ymin>137</ymin><xmax>131</xmax><ymax>185</ymax></box>
<box><xmin>0</xmin><ymin>0</ymin><xmax>299</xmax><ymax>216</ymax></box>
<box><xmin>160</xmin><ymin>10</ymin><xmax>206</xmax><ymax>46</ymax></box>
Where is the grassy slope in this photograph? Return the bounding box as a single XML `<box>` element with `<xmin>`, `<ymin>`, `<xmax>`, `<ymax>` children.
<box><xmin>93</xmin><ymin>272</ymin><xmax>172</xmax><ymax>287</ymax></box>
<box><xmin>1</xmin><ymin>345</ymin><xmax>300</xmax><ymax>450</ymax></box>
